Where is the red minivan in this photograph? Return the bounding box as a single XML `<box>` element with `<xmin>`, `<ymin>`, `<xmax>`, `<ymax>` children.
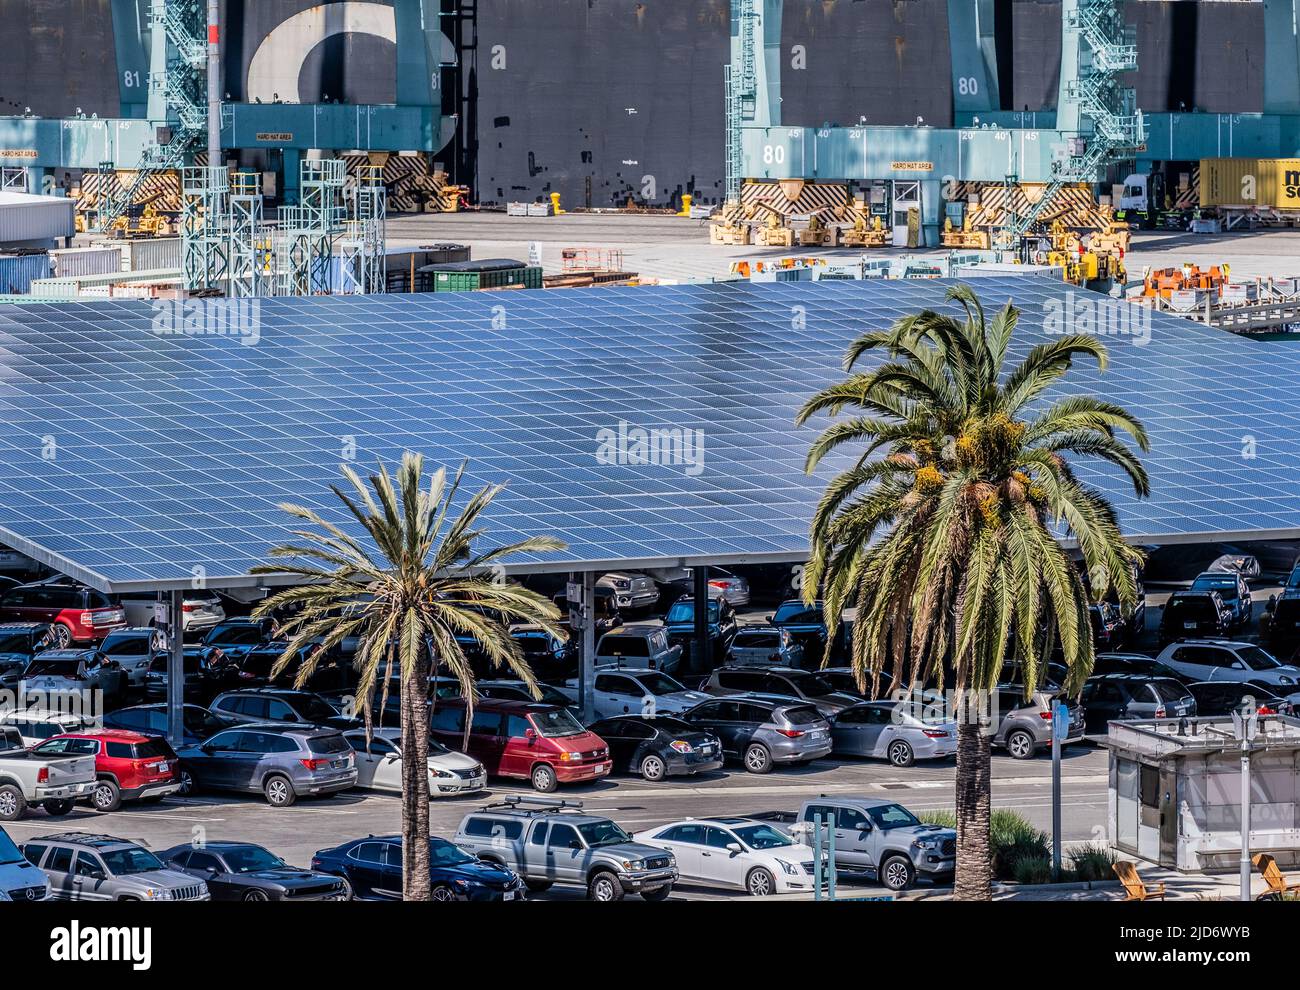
<box><xmin>33</xmin><ymin>729</ymin><xmax>181</xmax><ymax>812</ymax></box>
<box><xmin>430</xmin><ymin>699</ymin><xmax>611</xmax><ymax>793</ymax></box>
<box><xmin>0</xmin><ymin>579</ymin><xmax>126</xmax><ymax>646</ymax></box>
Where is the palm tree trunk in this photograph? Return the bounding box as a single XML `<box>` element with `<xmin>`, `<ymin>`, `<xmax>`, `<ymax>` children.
<box><xmin>954</xmin><ymin>717</ymin><xmax>993</xmax><ymax>901</ymax></box>
<box><xmin>400</xmin><ymin>649</ymin><xmax>432</xmax><ymax>901</ymax></box>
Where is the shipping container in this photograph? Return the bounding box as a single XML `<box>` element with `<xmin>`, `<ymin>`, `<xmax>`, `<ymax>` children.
<box><xmin>50</xmin><ymin>246</ymin><xmax>122</xmax><ymax>278</ymax></box>
<box><xmin>29</xmin><ymin>267</ymin><xmax>181</xmax><ymax>299</ymax></box>
<box><xmin>0</xmin><ymin>191</ymin><xmax>74</xmax><ymax>247</ymax></box>
<box><xmin>0</xmin><ymin>253</ymin><xmax>51</xmax><ymax>294</ymax></box>
<box><xmin>1200</xmin><ymin>158</ymin><xmax>1300</xmax><ymax>210</ymax></box>
<box><xmin>92</xmin><ymin>237</ymin><xmax>183</xmax><ymax>273</ymax></box>
<box><xmin>421</xmin><ymin>258</ymin><xmax>540</xmax><ymax>293</ymax></box>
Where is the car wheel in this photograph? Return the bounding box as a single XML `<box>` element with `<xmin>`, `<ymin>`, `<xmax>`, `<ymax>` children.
<box><xmin>337</xmin><ymin>877</ymin><xmax>354</xmax><ymax>901</ymax></box>
<box><xmin>430</xmin><ymin>884</ymin><xmax>456</xmax><ymax>902</ymax></box>
<box><xmin>886</xmin><ymin>740</ymin><xmax>915</xmax><ymax>768</ymax></box>
<box><xmin>1006</xmin><ymin>730</ymin><xmax>1036</xmax><ymax>760</ymax></box>
<box><xmin>242</xmin><ymin>888</ymin><xmax>270</xmax><ymax>902</ymax></box>
<box><xmin>743</xmin><ymin>743</ymin><xmax>773</xmax><ymax>774</ymax></box>
<box><xmin>640</xmin><ymin>885</ymin><xmax>672</xmax><ymax>902</ymax></box>
<box><xmin>263</xmin><ymin>774</ymin><xmax>296</xmax><ymax>807</ymax></box>
<box><xmin>92</xmin><ymin>779</ymin><xmax>122</xmax><ymax>813</ymax></box>
<box><xmin>746</xmin><ymin>867</ymin><xmax>776</xmax><ymax>896</ymax></box>
<box><xmin>587</xmin><ymin>871</ymin><xmax>624</xmax><ymax>902</ymax></box>
<box><xmin>639</xmin><ymin>753</ymin><xmax>666</xmax><ymax>782</ymax></box>
<box><xmin>881</xmin><ymin>855</ymin><xmax>915</xmax><ymax>891</ymax></box>
<box><xmin>43</xmin><ymin>799</ymin><xmax>74</xmax><ymax>817</ymax></box>
<box><xmin>49</xmin><ymin>624</ymin><xmax>72</xmax><ymax>648</ymax></box>
<box><xmin>524</xmin><ymin>879</ymin><xmax>553</xmax><ymax>894</ymax></box>
<box><xmin>0</xmin><ymin>784</ymin><xmax>27</xmax><ymax>822</ymax></box>
<box><xmin>530</xmin><ymin>764</ymin><xmax>557</xmax><ymax>793</ymax></box>
<box><xmin>177</xmin><ymin>771</ymin><xmax>194</xmax><ymax>797</ymax></box>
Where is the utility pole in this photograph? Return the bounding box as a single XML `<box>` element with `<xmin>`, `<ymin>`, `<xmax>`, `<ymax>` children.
<box><xmin>207</xmin><ymin>0</ymin><xmax>221</xmax><ymax>166</ymax></box>
<box><xmin>1051</xmin><ymin>700</ymin><xmax>1066</xmax><ymax>879</ymax></box>
<box><xmin>1232</xmin><ymin>707</ymin><xmax>1258</xmax><ymax>902</ymax></box>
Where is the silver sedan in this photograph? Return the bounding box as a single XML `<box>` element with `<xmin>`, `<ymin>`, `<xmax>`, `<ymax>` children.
<box><xmin>831</xmin><ymin>702</ymin><xmax>957</xmax><ymax>767</ymax></box>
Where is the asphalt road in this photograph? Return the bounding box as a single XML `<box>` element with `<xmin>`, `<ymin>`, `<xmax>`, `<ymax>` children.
<box><xmin>2</xmin><ymin>742</ymin><xmax>1110</xmax><ymax>900</ymax></box>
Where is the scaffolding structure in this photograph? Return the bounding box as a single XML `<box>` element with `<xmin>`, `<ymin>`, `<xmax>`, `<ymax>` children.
<box><xmin>181</xmin><ymin>165</ymin><xmax>230</xmax><ymax>292</ymax></box>
<box><xmin>338</xmin><ymin>165</ymin><xmax>387</xmax><ymax>295</ymax></box>
<box><xmin>227</xmin><ymin>171</ymin><xmax>272</xmax><ymax>298</ymax></box>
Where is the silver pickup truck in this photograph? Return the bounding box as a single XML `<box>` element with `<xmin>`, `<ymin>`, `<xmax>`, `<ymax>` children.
<box><xmin>454</xmin><ymin>796</ymin><xmax>677</xmax><ymax>901</ymax></box>
<box><xmin>0</xmin><ymin>725</ymin><xmax>96</xmax><ymax>821</ymax></box>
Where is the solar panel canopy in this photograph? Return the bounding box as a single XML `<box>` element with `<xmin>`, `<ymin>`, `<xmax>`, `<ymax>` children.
<box><xmin>0</xmin><ymin>277</ymin><xmax>1296</xmax><ymax>593</ymax></box>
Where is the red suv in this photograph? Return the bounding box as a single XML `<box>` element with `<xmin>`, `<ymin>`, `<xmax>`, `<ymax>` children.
<box><xmin>0</xmin><ymin>579</ymin><xmax>126</xmax><ymax>646</ymax></box>
<box><xmin>33</xmin><ymin>730</ymin><xmax>181</xmax><ymax>812</ymax></box>
<box><xmin>430</xmin><ymin>699</ymin><xmax>612</xmax><ymax>792</ymax></box>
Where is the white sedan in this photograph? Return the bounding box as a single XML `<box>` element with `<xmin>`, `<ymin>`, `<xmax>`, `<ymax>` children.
<box><xmin>344</xmin><ymin>728</ymin><xmax>486</xmax><ymax>797</ymax></box>
<box><xmin>634</xmin><ymin>817</ymin><xmax>817</xmax><ymax>896</ymax></box>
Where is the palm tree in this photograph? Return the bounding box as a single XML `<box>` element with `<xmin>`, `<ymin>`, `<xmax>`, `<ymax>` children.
<box><xmin>797</xmin><ymin>285</ymin><xmax>1149</xmax><ymax>900</ymax></box>
<box><xmin>249</xmin><ymin>453</ymin><xmax>566</xmax><ymax>900</ymax></box>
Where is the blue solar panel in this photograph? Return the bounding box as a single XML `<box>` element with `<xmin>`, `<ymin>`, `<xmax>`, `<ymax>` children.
<box><xmin>0</xmin><ymin>276</ymin><xmax>1296</xmax><ymax>592</ymax></box>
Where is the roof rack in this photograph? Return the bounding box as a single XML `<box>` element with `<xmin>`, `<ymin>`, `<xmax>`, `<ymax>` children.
<box><xmin>476</xmin><ymin>795</ymin><xmax>584</xmax><ymax>814</ymax></box>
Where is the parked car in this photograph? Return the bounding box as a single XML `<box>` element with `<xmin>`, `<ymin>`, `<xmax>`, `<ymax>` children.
<box><xmin>767</xmin><ymin>599</ymin><xmax>838</xmax><ymax>663</ymax></box>
<box><xmin>562</xmin><ymin>668</ymin><xmax>712</xmax><ymax>719</ymax></box>
<box><xmin>729</xmin><ymin>625</ymin><xmax>806</xmax><ymax>668</ymax></box>
<box><xmin>343</xmin><ymin>727</ymin><xmax>486</xmax><ymax>797</ymax></box>
<box><xmin>586</xmin><ymin>714</ymin><xmax>723</xmax><ymax>781</ymax></box>
<box><xmin>454</xmin><ymin>797</ymin><xmax>676</xmax><ymax>901</ymax></box>
<box><xmin>1262</xmin><ymin>595</ymin><xmax>1300</xmax><ymax>658</ymax></box>
<box><xmin>1093</xmin><ymin>652</ymin><xmax>1188</xmax><ymax>682</ymax></box>
<box><xmin>597</xmin><ymin>572</ymin><xmax>660</xmax><ymax>611</ymax></box>
<box><xmin>1185</xmin><ymin>681</ymin><xmax>1295</xmax><ymax>717</ymax></box>
<box><xmin>1079</xmin><ymin>674</ymin><xmax>1197</xmax><ymax>733</ymax></box>
<box><xmin>19</xmin><ymin>649</ymin><xmax>128</xmax><ymax>705</ymax></box>
<box><xmin>1089</xmin><ymin>602</ymin><xmax>1128</xmax><ymax>651</ymax></box>
<box><xmin>0</xmin><ymin>823</ymin><xmax>50</xmax><ymax>901</ymax></box>
<box><xmin>1190</xmin><ymin>570</ymin><xmax>1253</xmax><ymax>630</ymax></box>
<box><xmin>507</xmin><ymin>626</ymin><xmax>577</xmax><ymax>682</ymax></box>
<box><xmin>1208</xmin><ymin>554</ymin><xmax>1261</xmax><ymax>579</ymax></box>
<box><xmin>200</xmin><ymin>618</ymin><xmax>276</xmax><ymax>663</ymax></box>
<box><xmin>429</xmin><ymin>699</ymin><xmax>611</xmax><ymax>792</ymax></box>
<box><xmin>702</xmin><ymin>666</ymin><xmax>862</xmax><ymax>717</ymax></box>
<box><xmin>95</xmin><ymin>627</ymin><xmax>166</xmax><ymax>688</ymax></box>
<box><xmin>831</xmin><ymin>701</ymin><xmax>958</xmax><ymax>766</ymax></box>
<box><xmin>33</xmin><ymin>729</ymin><xmax>181</xmax><ymax>812</ymax></box>
<box><xmin>476</xmin><ymin>678</ymin><xmax>580</xmax><ymax>714</ymax></box>
<box><xmin>0</xmin><ymin>623</ymin><xmax>56</xmax><ymax>692</ymax></box>
<box><xmin>680</xmin><ymin>695</ymin><xmax>833</xmax><ymax>772</ymax></box>
<box><xmin>0</xmin><ymin>726</ymin><xmax>96</xmax><ymax>820</ymax></box>
<box><xmin>664</xmin><ymin>597</ymin><xmax>739</xmax><ymax>668</ymax></box>
<box><xmin>143</xmin><ymin>646</ymin><xmax>239</xmax><ymax>704</ymax></box>
<box><xmin>0</xmin><ymin>548</ymin><xmax>40</xmax><ymax>579</ymax></box>
<box><xmin>174</xmin><ymin>724</ymin><xmax>357</xmax><ymax>807</ymax></box>
<box><xmin>593</xmin><ymin>625</ymin><xmax>683</xmax><ymax>674</ymax></box>
<box><xmin>22</xmin><ymin>833</ymin><xmax>209</xmax><ymax>901</ymax></box>
<box><xmin>691</xmin><ymin>566</ymin><xmax>751</xmax><ymax>607</ymax></box>
<box><xmin>1158</xmin><ymin>591</ymin><xmax>1233</xmax><ymax>645</ymax></box>
<box><xmin>104</xmin><ymin>703</ymin><xmax>231</xmax><ymax>747</ymax></box>
<box><xmin>312</xmin><ymin>834</ymin><xmax>526</xmax><ymax>901</ymax></box>
<box><xmin>118</xmin><ymin>591</ymin><xmax>226</xmax><ymax>635</ymax></box>
<box><xmin>991</xmin><ymin>684</ymin><xmax>1085</xmax><ymax>759</ymax></box>
<box><xmin>635</xmin><ymin>817</ymin><xmax>813</xmax><ymax>895</ymax></box>
<box><xmin>160</xmin><ymin>841</ymin><xmax>349</xmax><ymax>901</ymax></box>
<box><xmin>0</xmin><ymin>579</ymin><xmax>126</xmax><ymax>646</ymax></box>
<box><xmin>1154</xmin><ymin>640</ymin><xmax>1300</xmax><ymax>694</ymax></box>
<box><xmin>208</xmin><ymin>687</ymin><xmax>362</xmax><ymax>730</ymax></box>
<box><xmin>0</xmin><ymin>708</ymin><xmax>99</xmax><ymax>747</ymax></box>
<box><xmin>785</xmin><ymin>796</ymin><xmax>956</xmax><ymax>891</ymax></box>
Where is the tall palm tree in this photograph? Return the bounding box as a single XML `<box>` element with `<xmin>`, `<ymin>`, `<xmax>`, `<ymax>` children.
<box><xmin>249</xmin><ymin>453</ymin><xmax>566</xmax><ymax>900</ymax></box>
<box><xmin>797</xmin><ymin>285</ymin><xmax>1149</xmax><ymax>900</ymax></box>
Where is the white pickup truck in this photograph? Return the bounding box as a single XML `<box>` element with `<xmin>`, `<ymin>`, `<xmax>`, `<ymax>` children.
<box><xmin>0</xmin><ymin>725</ymin><xmax>96</xmax><ymax>821</ymax></box>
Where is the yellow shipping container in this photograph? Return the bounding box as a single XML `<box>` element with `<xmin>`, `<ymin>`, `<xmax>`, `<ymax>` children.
<box><xmin>1200</xmin><ymin>158</ymin><xmax>1300</xmax><ymax>210</ymax></box>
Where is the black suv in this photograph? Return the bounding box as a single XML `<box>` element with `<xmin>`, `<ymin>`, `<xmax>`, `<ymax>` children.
<box><xmin>0</xmin><ymin>623</ymin><xmax>55</xmax><ymax>692</ymax></box>
<box><xmin>209</xmin><ymin>688</ymin><xmax>362</xmax><ymax>730</ymax></box>
<box><xmin>1158</xmin><ymin>591</ymin><xmax>1232</xmax><ymax>645</ymax></box>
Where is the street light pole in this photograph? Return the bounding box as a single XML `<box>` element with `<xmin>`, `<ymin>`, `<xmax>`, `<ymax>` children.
<box><xmin>1232</xmin><ymin>708</ymin><xmax>1257</xmax><ymax>902</ymax></box>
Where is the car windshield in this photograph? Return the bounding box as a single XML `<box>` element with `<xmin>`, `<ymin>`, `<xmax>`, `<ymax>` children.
<box><xmin>732</xmin><ymin>823</ymin><xmax>794</xmax><ymax>850</ymax></box>
<box><xmin>1288</xmin><ymin>567</ymin><xmax>1300</xmax><ymax>590</ymax></box>
<box><xmin>0</xmin><ymin>632</ymin><xmax>32</xmax><ymax>653</ymax></box>
<box><xmin>667</xmin><ymin>601</ymin><xmax>721</xmax><ymax>624</ymax></box>
<box><xmin>1191</xmin><ymin>576</ymin><xmax>1239</xmax><ymax>600</ymax></box>
<box><xmin>101</xmin><ymin>846</ymin><xmax>164</xmax><ymax>874</ymax></box>
<box><xmin>639</xmin><ymin>672</ymin><xmax>686</xmax><ymax>696</ymax></box>
<box><xmin>0</xmin><ymin>828</ymin><xmax>22</xmax><ymax>865</ymax></box>
<box><xmin>577</xmin><ymin>820</ymin><xmax>632</xmax><ymax>847</ymax></box>
<box><xmin>23</xmin><ymin>659</ymin><xmax>79</xmax><ymax>677</ymax></box>
<box><xmin>772</xmin><ymin>603</ymin><xmax>822</xmax><ymax>625</ymax></box>
<box><xmin>223</xmin><ymin>846</ymin><xmax>285</xmax><ymax>873</ymax></box>
<box><xmin>1236</xmin><ymin>647</ymin><xmax>1283</xmax><ymax>671</ymax></box>
<box><xmin>208</xmin><ymin>626</ymin><xmax>263</xmax><ymax>646</ymax></box>
<box><xmin>429</xmin><ymin>838</ymin><xmax>474</xmax><ymax>867</ymax></box>
<box><xmin>532</xmin><ymin>708</ymin><xmax>586</xmax><ymax>738</ymax></box>
<box><xmin>786</xmin><ymin>672</ymin><xmax>836</xmax><ymax>695</ymax></box>
<box><xmin>867</xmin><ymin>803</ymin><xmax>922</xmax><ymax>830</ymax></box>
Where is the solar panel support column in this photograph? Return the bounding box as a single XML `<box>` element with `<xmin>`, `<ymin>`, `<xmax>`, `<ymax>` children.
<box><xmin>167</xmin><ymin>589</ymin><xmax>185</xmax><ymax>745</ymax></box>
<box><xmin>581</xmin><ymin>571</ymin><xmax>596</xmax><ymax>724</ymax></box>
<box><xmin>693</xmin><ymin>566</ymin><xmax>710</xmax><ymax>677</ymax></box>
